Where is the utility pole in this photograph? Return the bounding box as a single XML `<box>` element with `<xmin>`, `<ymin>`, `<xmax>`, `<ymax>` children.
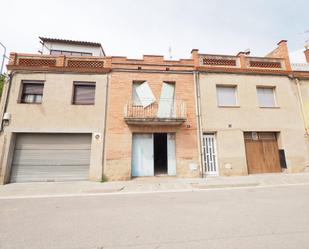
<box><xmin>0</xmin><ymin>41</ymin><xmax>7</xmax><ymax>75</ymax></box>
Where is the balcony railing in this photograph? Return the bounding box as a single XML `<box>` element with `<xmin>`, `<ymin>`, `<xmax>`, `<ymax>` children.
<box><xmin>198</xmin><ymin>54</ymin><xmax>285</xmax><ymax>70</ymax></box>
<box><xmin>291</xmin><ymin>63</ymin><xmax>309</xmax><ymax>71</ymax></box>
<box><xmin>124</xmin><ymin>99</ymin><xmax>187</xmax><ymax>125</ymax></box>
<box><xmin>7</xmin><ymin>53</ymin><xmax>110</xmax><ymax>72</ymax></box>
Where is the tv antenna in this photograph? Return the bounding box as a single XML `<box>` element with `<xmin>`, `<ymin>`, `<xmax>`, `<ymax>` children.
<box><xmin>168</xmin><ymin>46</ymin><xmax>172</xmax><ymax>60</ymax></box>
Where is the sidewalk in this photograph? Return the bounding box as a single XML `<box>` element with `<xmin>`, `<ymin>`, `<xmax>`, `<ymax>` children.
<box><xmin>1</xmin><ymin>172</ymin><xmax>309</xmax><ymax>198</ymax></box>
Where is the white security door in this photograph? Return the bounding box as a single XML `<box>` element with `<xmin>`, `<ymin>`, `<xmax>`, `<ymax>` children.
<box><xmin>167</xmin><ymin>133</ymin><xmax>176</xmax><ymax>176</ymax></box>
<box><xmin>202</xmin><ymin>134</ymin><xmax>218</xmax><ymax>176</ymax></box>
<box><xmin>132</xmin><ymin>134</ymin><xmax>154</xmax><ymax>177</ymax></box>
<box><xmin>157</xmin><ymin>83</ymin><xmax>175</xmax><ymax>118</ymax></box>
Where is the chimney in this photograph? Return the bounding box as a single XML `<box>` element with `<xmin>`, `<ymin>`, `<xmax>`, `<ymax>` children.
<box><xmin>276</xmin><ymin>40</ymin><xmax>291</xmax><ymax>71</ymax></box>
<box><xmin>237</xmin><ymin>51</ymin><xmax>247</xmax><ymax>69</ymax></box>
<box><xmin>191</xmin><ymin>49</ymin><xmax>199</xmax><ymax>67</ymax></box>
<box><xmin>304</xmin><ymin>49</ymin><xmax>309</xmax><ymax>63</ymax></box>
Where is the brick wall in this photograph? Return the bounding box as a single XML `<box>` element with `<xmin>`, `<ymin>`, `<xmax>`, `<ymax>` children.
<box><xmin>266</xmin><ymin>40</ymin><xmax>291</xmax><ymax>71</ymax></box>
<box><xmin>104</xmin><ymin>56</ymin><xmax>199</xmax><ymax>180</ymax></box>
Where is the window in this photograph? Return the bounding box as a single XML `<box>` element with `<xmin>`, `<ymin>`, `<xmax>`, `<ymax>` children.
<box><xmin>73</xmin><ymin>82</ymin><xmax>96</xmax><ymax>105</ymax></box>
<box><xmin>216</xmin><ymin>85</ymin><xmax>237</xmax><ymax>106</ymax></box>
<box><xmin>257</xmin><ymin>87</ymin><xmax>276</xmax><ymax>107</ymax></box>
<box><xmin>21</xmin><ymin>81</ymin><xmax>44</xmax><ymax>104</ymax></box>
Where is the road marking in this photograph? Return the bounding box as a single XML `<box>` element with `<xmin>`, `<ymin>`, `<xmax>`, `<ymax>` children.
<box><xmin>1</xmin><ymin>182</ymin><xmax>309</xmax><ymax>200</ymax></box>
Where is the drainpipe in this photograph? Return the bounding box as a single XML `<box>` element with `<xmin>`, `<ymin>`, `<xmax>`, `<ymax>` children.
<box><xmin>0</xmin><ymin>72</ymin><xmax>14</xmax><ymax>133</ymax></box>
<box><xmin>295</xmin><ymin>78</ymin><xmax>309</xmax><ymax>135</ymax></box>
<box><xmin>101</xmin><ymin>72</ymin><xmax>110</xmax><ymax>180</ymax></box>
<box><xmin>194</xmin><ymin>71</ymin><xmax>205</xmax><ymax>177</ymax></box>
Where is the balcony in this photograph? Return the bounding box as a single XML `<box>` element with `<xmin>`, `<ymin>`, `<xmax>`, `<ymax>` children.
<box><xmin>124</xmin><ymin>99</ymin><xmax>187</xmax><ymax>125</ymax></box>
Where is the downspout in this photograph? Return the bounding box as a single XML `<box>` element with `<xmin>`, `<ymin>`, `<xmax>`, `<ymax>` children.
<box><xmin>101</xmin><ymin>72</ymin><xmax>110</xmax><ymax>180</ymax></box>
<box><xmin>194</xmin><ymin>71</ymin><xmax>205</xmax><ymax>177</ymax></box>
<box><xmin>0</xmin><ymin>72</ymin><xmax>14</xmax><ymax>133</ymax></box>
<box><xmin>295</xmin><ymin>78</ymin><xmax>309</xmax><ymax>134</ymax></box>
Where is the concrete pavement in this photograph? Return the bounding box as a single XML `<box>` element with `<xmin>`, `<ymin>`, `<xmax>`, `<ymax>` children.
<box><xmin>1</xmin><ymin>184</ymin><xmax>309</xmax><ymax>249</ymax></box>
<box><xmin>1</xmin><ymin>172</ymin><xmax>309</xmax><ymax>198</ymax></box>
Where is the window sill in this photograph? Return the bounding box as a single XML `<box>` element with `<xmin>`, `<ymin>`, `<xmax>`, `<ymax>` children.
<box><xmin>72</xmin><ymin>103</ymin><xmax>95</xmax><ymax>106</ymax></box>
<box><xmin>218</xmin><ymin>105</ymin><xmax>240</xmax><ymax>108</ymax></box>
<box><xmin>18</xmin><ymin>102</ymin><xmax>42</xmax><ymax>105</ymax></box>
<box><xmin>259</xmin><ymin>106</ymin><xmax>280</xmax><ymax>109</ymax></box>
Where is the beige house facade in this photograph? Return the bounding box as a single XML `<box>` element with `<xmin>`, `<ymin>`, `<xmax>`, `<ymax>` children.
<box><xmin>0</xmin><ymin>51</ymin><xmax>111</xmax><ymax>184</ymax></box>
<box><xmin>192</xmin><ymin>41</ymin><xmax>309</xmax><ymax>176</ymax></box>
<box><xmin>197</xmin><ymin>72</ymin><xmax>307</xmax><ymax>176</ymax></box>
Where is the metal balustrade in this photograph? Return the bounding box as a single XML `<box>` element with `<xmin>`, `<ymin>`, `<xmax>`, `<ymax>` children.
<box><xmin>124</xmin><ymin>99</ymin><xmax>187</xmax><ymax>125</ymax></box>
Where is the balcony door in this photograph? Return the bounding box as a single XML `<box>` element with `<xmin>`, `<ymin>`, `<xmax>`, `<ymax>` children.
<box><xmin>157</xmin><ymin>82</ymin><xmax>175</xmax><ymax>118</ymax></box>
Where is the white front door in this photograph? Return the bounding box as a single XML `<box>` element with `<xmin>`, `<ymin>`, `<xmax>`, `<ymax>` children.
<box><xmin>132</xmin><ymin>134</ymin><xmax>154</xmax><ymax>176</ymax></box>
<box><xmin>167</xmin><ymin>133</ymin><xmax>176</xmax><ymax>176</ymax></box>
<box><xmin>157</xmin><ymin>83</ymin><xmax>175</xmax><ymax>118</ymax></box>
<box><xmin>202</xmin><ymin>134</ymin><xmax>218</xmax><ymax>176</ymax></box>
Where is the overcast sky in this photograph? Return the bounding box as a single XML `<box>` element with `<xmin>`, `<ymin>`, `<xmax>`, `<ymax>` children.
<box><xmin>1</xmin><ymin>0</ymin><xmax>308</xmax><ymax>62</ymax></box>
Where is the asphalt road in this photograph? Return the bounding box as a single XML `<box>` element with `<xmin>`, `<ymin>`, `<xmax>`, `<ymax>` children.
<box><xmin>1</xmin><ymin>185</ymin><xmax>309</xmax><ymax>249</ymax></box>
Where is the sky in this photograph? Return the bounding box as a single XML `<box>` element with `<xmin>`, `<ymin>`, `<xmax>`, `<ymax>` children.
<box><xmin>1</xmin><ymin>0</ymin><xmax>308</xmax><ymax>63</ymax></box>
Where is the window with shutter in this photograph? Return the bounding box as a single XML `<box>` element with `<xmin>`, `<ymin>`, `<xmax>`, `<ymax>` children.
<box><xmin>257</xmin><ymin>87</ymin><xmax>276</xmax><ymax>107</ymax></box>
<box><xmin>73</xmin><ymin>82</ymin><xmax>96</xmax><ymax>105</ymax></box>
<box><xmin>21</xmin><ymin>81</ymin><xmax>44</xmax><ymax>104</ymax></box>
<box><xmin>216</xmin><ymin>85</ymin><xmax>237</xmax><ymax>106</ymax></box>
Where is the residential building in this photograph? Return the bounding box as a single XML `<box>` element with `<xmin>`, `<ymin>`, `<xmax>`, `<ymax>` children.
<box><xmin>0</xmin><ymin>38</ymin><xmax>308</xmax><ymax>184</ymax></box>
<box><xmin>0</xmin><ymin>40</ymin><xmax>111</xmax><ymax>183</ymax></box>
<box><xmin>192</xmin><ymin>40</ymin><xmax>308</xmax><ymax>176</ymax></box>
<box><xmin>104</xmin><ymin>55</ymin><xmax>199</xmax><ymax>180</ymax></box>
<box><xmin>39</xmin><ymin>37</ymin><xmax>106</xmax><ymax>56</ymax></box>
<box><xmin>291</xmin><ymin>48</ymin><xmax>309</xmax><ymax>158</ymax></box>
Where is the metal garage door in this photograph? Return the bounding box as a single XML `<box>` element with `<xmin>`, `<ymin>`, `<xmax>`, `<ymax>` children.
<box><xmin>10</xmin><ymin>133</ymin><xmax>91</xmax><ymax>183</ymax></box>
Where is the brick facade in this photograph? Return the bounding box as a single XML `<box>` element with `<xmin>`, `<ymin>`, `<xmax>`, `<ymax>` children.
<box><xmin>104</xmin><ymin>56</ymin><xmax>200</xmax><ymax>180</ymax></box>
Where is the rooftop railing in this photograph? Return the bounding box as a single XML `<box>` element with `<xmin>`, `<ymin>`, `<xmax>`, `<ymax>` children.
<box><xmin>198</xmin><ymin>54</ymin><xmax>286</xmax><ymax>70</ymax></box>
<box><xmin>7</xmin><ymin>53</ymin><xmax>110</xmax><ymax>71</ymax></box>
<box><xmin>291</xmin><ymin>63</ymin><xmax>309</xmax><ymax>71</ymax></box>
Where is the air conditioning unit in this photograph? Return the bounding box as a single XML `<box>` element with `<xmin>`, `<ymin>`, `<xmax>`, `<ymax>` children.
<box><xmin>3</xmin><ymin>112</ymin><xmax>11</xmax><ymax>121</ymax></box>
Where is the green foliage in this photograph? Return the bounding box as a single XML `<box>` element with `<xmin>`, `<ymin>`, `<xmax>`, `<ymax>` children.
<box><xmin>0</xmin><ymin>74</ymin><xmax>5</xmax><ymax>98</ymax></box>
<box><xmin>101</xmin><ymin>174</ymin><xmax>109</xmax><ymax>182</ymax></box>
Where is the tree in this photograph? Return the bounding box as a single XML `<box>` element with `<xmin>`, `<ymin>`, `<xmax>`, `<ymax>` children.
<box><xmin>0</xmin><ymin>74</ymin><xmax>4</xmax><ymax>98</ymax></box>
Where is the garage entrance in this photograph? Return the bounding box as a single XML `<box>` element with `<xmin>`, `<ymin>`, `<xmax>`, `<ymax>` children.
<box><xmin>132</xmin><ymin>133</ymin><xmax>176</xmax><ymax>177</ymax></box>
<box><xmin>244</xmin><ymin>132</ymin><xmax>281</xmax><ymax>174</ymax></box>
<box><xmin>10</xmin><ymin>133</ymin><xmax>91</xmax><ymax>183</ymax></box>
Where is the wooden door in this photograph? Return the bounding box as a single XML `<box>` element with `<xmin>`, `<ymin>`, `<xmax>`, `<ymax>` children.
<box><xmin>244</xmin><ymin>132</ymin><xmax>281</xmax><ymax>174</ymax></box>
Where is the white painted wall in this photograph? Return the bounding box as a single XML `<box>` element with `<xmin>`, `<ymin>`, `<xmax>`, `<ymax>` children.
<box><xmin>42</xmin><ymin>42</ymin><xmax>104</xmax><ymax>56</ymax></box>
